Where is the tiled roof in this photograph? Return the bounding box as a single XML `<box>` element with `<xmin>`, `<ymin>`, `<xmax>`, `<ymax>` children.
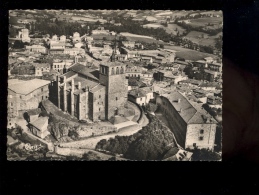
<box><xmin>33</xmin><ymin>63</ymin><xmax>50</xmax><ymax>68</ymax></box>
<box><xmin>162</xmin><ymin>91</ymin><xmax>216</xmax><ymax>124</ymax></box>
<box><xmin>100</xmin><ymin>61</ymin><xmax>126</xmax><ymax>67</ymax></box>
<box><xmin>8</xmin><ymin>79</ymin><xmax>50</xmax><ymax>95</ymax></box>
<box><xmin>27</xmin><ymin>108</ymin><xmax>42</xmax><ymax>116</ymax></box>
<box><xmin>69</xmin><ymin>63</ymin><xmax>99</xmax><ymax>81</ymax></box>
<box><xmin>30</xmin><ymin>117</ymin><xmax>48</xmax><ymax>130</ymax></box>
<box><xmin>199</xmin><ymin>82</ymin><xmax>218</xmax><ymax>88</ymax></box>
<box><xmin>179</xmin><ymin>79</ymin><xmax>202</xmax><ymax>85</ymax></box>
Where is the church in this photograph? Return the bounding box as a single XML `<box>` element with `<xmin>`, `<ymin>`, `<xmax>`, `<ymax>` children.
<box><xmin>50</xmin><ymin>50</ymin><xmax>128</xmax><ymax>122</ymax></box>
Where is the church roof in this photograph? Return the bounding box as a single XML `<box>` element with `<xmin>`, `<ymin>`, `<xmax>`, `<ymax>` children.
<box><xmin>100</xmin><ymin>61</ymin><xmax>126</xmax><ymax>67</ymax></box>
<box><xmin>69</xmin><ymin>63</ymin><xmax>99</xmax><ymax>81</ymax></box>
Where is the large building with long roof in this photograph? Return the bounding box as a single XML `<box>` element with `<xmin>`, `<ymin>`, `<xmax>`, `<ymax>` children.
<box><xmin>155</xmin><ymin>90</ymin><xmax>217</xmax><ymax>150</ymax></box>
<box><xmin>8</xmin><ymin>79</ymin><xmax>51</xmax><ymax>127</ymax></box>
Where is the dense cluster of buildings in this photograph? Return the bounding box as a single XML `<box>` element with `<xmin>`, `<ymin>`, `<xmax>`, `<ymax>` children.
<box><xmin>8</xmin><ymin>25</ymin><xmax>222</xmax><ymax>154</ymax></box>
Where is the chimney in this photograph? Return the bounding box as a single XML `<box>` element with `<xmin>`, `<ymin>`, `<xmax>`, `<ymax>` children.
<box><xmin>178</xmin><ymin>98</ymin><xmax>181</xmax><ymax>103</ymax></box>
<box><xmin>179</xmin><ymin>108</ymin><xmax>182</xmax><ymax>113</ymax></box>
<box><xmin>78</xmin><ymin>81</ymin><xmax>81</xmax><ymax>90</ymax></box>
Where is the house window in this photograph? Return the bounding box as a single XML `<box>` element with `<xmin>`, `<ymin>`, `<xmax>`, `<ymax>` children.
<box><xmin>199</xmin><ymin>136</ymin><xmax>204</xmax><ymax>141</ymax></box>
<box><xmin>99</xmin><ymin>108</ymin><xmax>101</xmax><ymax>111</ymax></box>
<box><xmin>10</xmin><ymin>102</ymin><xmax>13</xmax><ymax>106</ymax></box>
<box><xmin>99</xmin><ymin>95</ymin><xmax>101</xmax><ymax>98</ymax></box>
<box><xmin>41</xmin><ymin>88</ymin><xmax>43</xmax><ymax>92</ymax></box>
<box><xmin>116</xmin><ymin>97</ymin><xmax>118</xmax><ymax>101</ymax></box>
<box><xmin>193</xmin><ymin>143</ymin><xmax>196</xmax><ymax>147</ymax></box>
<box><xmin>200</xmin><ymin>129</ymin><xmax>204</xmax><ymax>134</ymax></box>
<box><xmin>140</xmin><ymin>98</ymin><xmax>142</xmax><ymax>101</ymax></box>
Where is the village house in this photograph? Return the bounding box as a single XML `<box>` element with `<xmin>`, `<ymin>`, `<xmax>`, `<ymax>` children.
<box><xmin>52</xmin><ymin>59</ymin><xmax>73</xmax><ymax>73</ymax></box>
<box><xmin>117</xmin><ymin>54</ymin><xmax>128</xmax><ymax>61</ymax></box>
<box><xmin>64</xmin><ymin>47</ymin><xmax>85</xmax><ymax>56</ymax></box>
<box><xmin>8</xmin><ymin>79</ymin><xmax>51</xmax><ymax>119</ymax></box>
<box><xmin>128</xmin><ymin>87</ymin><xmax>153</xmax><ymax>106</ymax></box>
<box><xmin>72</xmin><ymin>32</ymin><xmax>81</xmax><ymax>43</ymax></box>
<box><xmin>16</xmin><ymin>28</ymin><xmax>30</xmax><ymax>43</ymax></box>
<box><xmin>199</xmin><ymin>82</ymin><xmax>218</xmax><ymax>91</ymax></box>
<box><xmin>25</xmin><ymin>108</ymin><xmax>42</xmax><ymax>123</ymax></box>
<box><xmin>155</xmin><ymin>91</ymin><xmax>217</xmax><ymax>150</ymax></box>
<box><xmin>156</xmin><ymin>70</ymin><xmax>188</xmax><ymax>84</ymax></box>
<box><xmin>120</xmin><ymin>47</ymin><xmax>175</xmax><ymax>64</ymax></box>
<box><xmin>50</xmin><ymin>42</ymin><xmax>66</xmax><ymax>50</ymax></box>
<box><xmin>208</xmin><ymin>62</ymin><xmax>222</xmax><ymax>72</ymax></box>
<box><xmin>29</xmin><ymin>116</ymin><xmax>50</xmax><ymax>139</ymax></box>
<box><xmin>178</xmin><ymin>79</ymin><xmax>202</xmax><ymax>87</ymax></box>
<box><xmin>206</xmin><ymin>95</ymin><xmax>222</xmax><ymax>109</ymax></box>
<box><xmin>122</xmin><ymin>41</ymin><xmax>135</xmax><ymax>49</ymax></box>
<box><xmin>34</xmin><ymin>63</ymin><xmax>51</xmax><ymax>76</ymax></box>
<box><xmin>125</xmin><ymin>65</ymin><xmax>142</xmax><ymax>78</ymax></box>
<box><xmin>91</xmin><ymin>27</ymin><xmax>110</xmax><ymax>35</ymax></box>
<box><xmin>26</xmin><ymin>45</ymin><xmax>47</xmax><ymax>54</ymax></box>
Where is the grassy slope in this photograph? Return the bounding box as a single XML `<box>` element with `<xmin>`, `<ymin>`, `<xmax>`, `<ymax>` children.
<box><xmin>164</xmin><ymin>45</ymin><xmax>217</xmax><ymax>61</ymax></box>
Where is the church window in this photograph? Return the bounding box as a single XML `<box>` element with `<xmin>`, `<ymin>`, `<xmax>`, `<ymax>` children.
<box><xmin>111</xmin><ymin>68</ymin><xmax>115</xmax><ymax>75</ymax></box>
<box><xmin>116</xmin><ymin>67</ymin><xmax>119</xmax><ymax>74</ymax></box>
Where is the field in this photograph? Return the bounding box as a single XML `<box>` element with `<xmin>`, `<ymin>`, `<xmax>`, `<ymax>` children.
<box><xmin>188</xmin><ymin>17</ymin><xmax>222</xmax><ymax>28</ymax></box>
<box><xmin>92</xmin><ymin>34</ymin><xmax>116</xmax><ymax>41</ymax></box>
<box><xmin>143</xmin><ymin>23</ymin><xmax>186</xmax><ymax>36</ymax></box>
<box><xmin>143</xmin><ymin>24</ymin><xmax>163</xmax><ymax>29</ymax></box>
<box><xmin>184</xmin><ymin>31</ymin><xmax>216</xmax><ymax>47</ymax></box>
<box><xmin>171</xmin><ymin>11</ymin><xmax>193</xmax><ymax>18</ymax></box>
<box><xmin>166</xmin><ymin>23</ymin><xmax>186</xmax><ymax>35</ymax></box>
<box><xmin>92</xmin><ymin>33</ymin><xmax>161</xmax><ymax>44</ymax></box>
<box><xmin>164</xmin><ymin>45</ymin><xmax>218</xmax><ymax>61</ymax></box>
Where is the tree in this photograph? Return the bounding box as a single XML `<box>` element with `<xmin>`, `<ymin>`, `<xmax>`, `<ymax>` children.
<box><xmin>13</xmin><ymin>40</ymin><xmax>25</xmax><ymax>49</ymax></box>
<box><xmin>9</xmin><ymin>16</ymin><xmax>18</xmax><ymax>25</ymax></box>
<box><xmin>95</xmin><ymin>20</ymin><xmax>101</xmax><ymax>25</ymax></box>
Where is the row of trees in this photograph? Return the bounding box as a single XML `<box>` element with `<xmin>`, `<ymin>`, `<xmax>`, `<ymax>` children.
<box><xmin>175</xmin><ymin>19</ymin><xmax>223</xmax><ymax>37</ymax></box>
